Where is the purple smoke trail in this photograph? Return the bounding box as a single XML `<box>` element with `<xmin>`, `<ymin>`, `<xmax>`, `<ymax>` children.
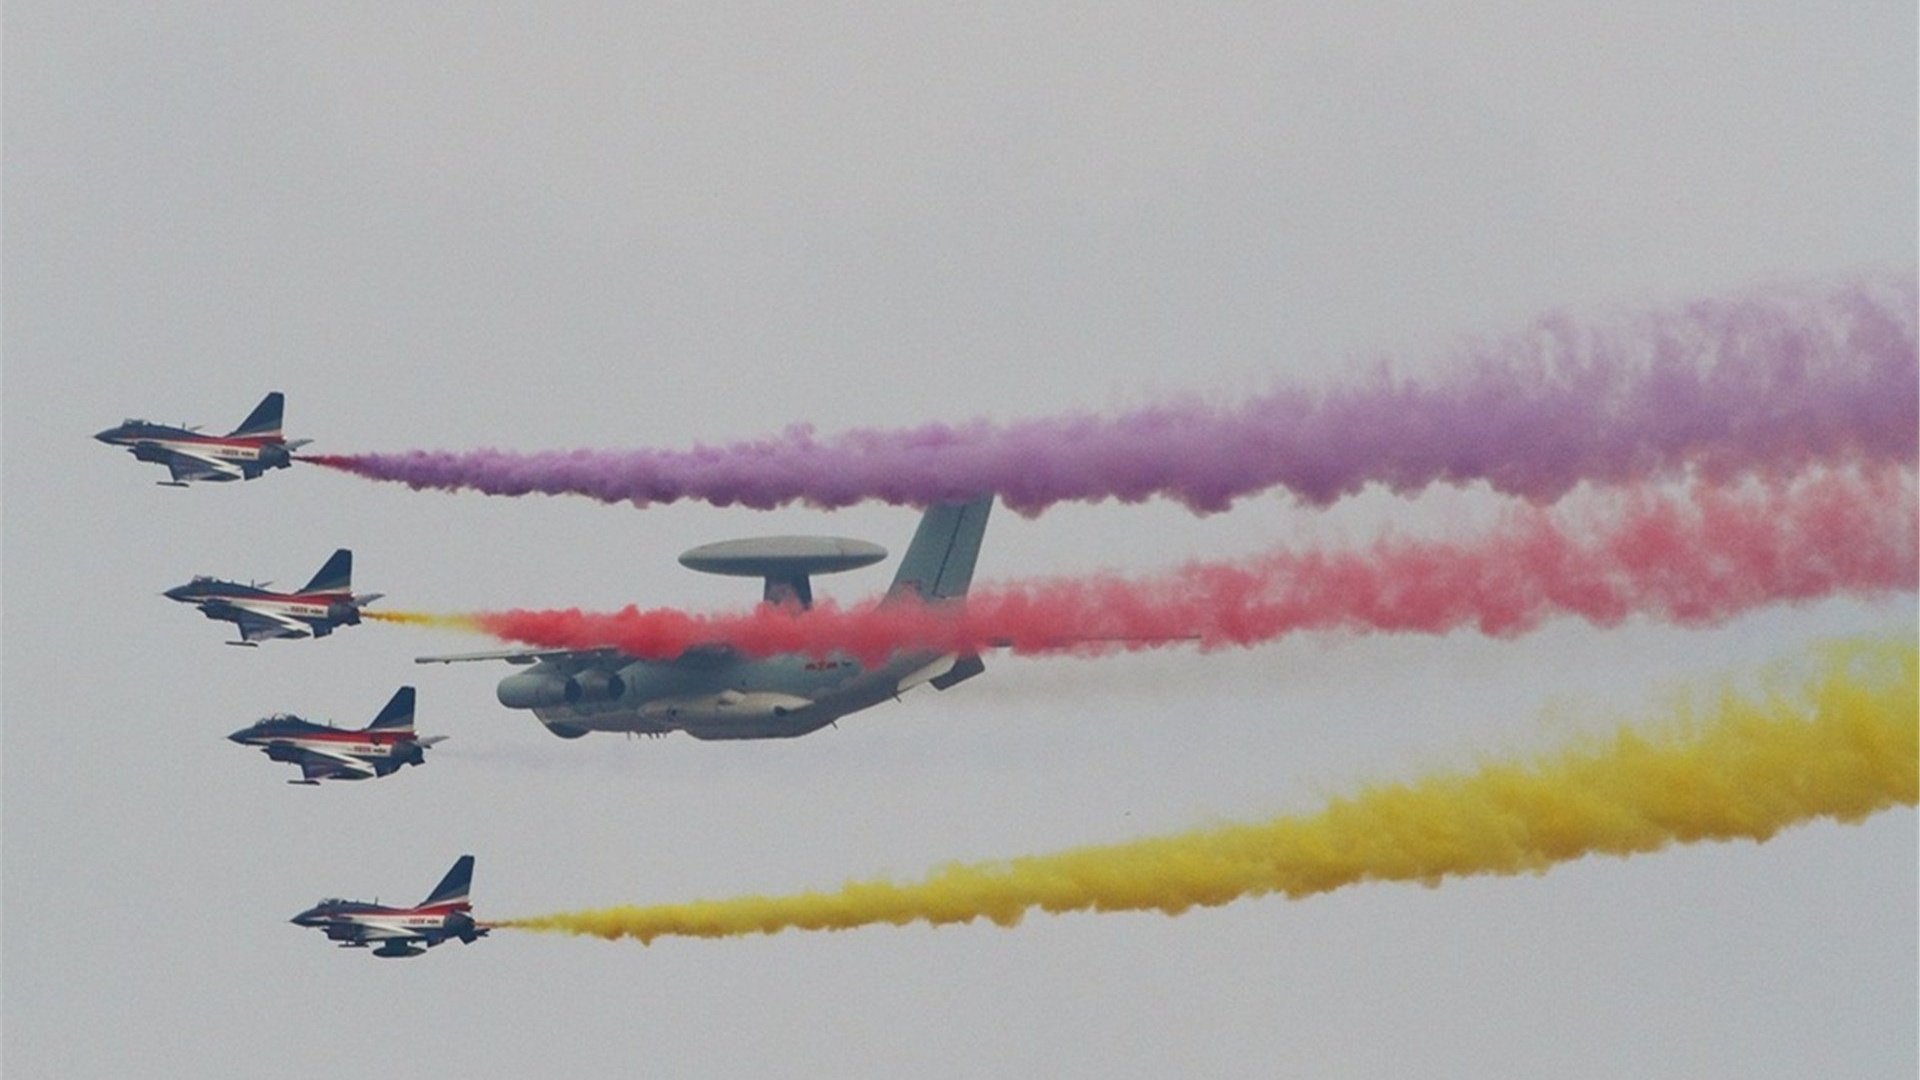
<box><xmin>309</xmin><ymin>276</ymin><xmax>1916</xmax><ymax>514</ymax></box>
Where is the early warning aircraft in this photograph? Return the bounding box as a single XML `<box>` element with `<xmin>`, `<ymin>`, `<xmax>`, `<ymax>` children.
<box><xmin>95</xmin><ymin>391</ymin><xmax>308</xmax><ymax>485</ymax></box>
<box><xmin>165</xmin><ymin>548</ymin><xmax>383</xmax><ymax>645</ymax></box>
<box><xmin>290</xmin><ymin>855</ymin><xmax>488</xmax><ymax>958</ymax></box>
<box><xmin>419</xmin><ymin>496</ymin><xmax>993</xmax><ymax>740</ymax></box>
<box><xmin>229</xmin><ymin>686</ymin><xmax>444</xmax><ymax>784</ymax></box>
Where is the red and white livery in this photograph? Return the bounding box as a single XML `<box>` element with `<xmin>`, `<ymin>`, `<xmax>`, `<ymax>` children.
<box><xmin>290</xmin><ymin>856</ymin><xmax>488</xmax><ymax>959</ymax></box>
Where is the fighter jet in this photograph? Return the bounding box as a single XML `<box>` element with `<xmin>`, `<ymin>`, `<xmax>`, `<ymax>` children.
<box><xmin>165</xmin><ymin>548</ymin><xmax>382</xmax><ymax>646</ymax></box>
<box><xmin>95</xmin><ymin>391</ymin><xmax>308</xmax><ymax>485</ymax></box>
<box><xmin>229</xmin><ymin>686</ymin><xmax>444</xmax><ymax>784</ymax></box>
<box><xmin>419</xmin><ymin>496</ymin><xmax>992</xmax><ymax>741</ymax></box>
<box><xmin>290</xmin><ymin>855</ymin><xmax>488</xmax><ymax>958</ymax></box>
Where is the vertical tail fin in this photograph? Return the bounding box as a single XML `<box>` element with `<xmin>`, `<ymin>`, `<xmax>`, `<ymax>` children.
<box><xmin>300</xmin><ymin>549</ymin><xmax>353</xmax><ymax>595</ymax></box>
<box><xmin>365</xmin><ymin>686</ymin><xmax>416</xmax><ymax>732</ymax></box>
<box><xmin>229</xmin><ymin>392</ymin><xmax>285</xmax><ymax>438</ymax></box>
<box><xmin>886</xmin><ymin>495</ymin><xmax>993</xmax><ymax>602</ymax></box>
<box><xmin>421</xmin><ymin>855</ymin><xmax>475</xmax><ymax>908</ymax></box>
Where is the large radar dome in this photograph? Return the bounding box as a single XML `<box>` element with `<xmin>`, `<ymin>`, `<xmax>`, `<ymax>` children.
<box><xmin>678</xmin><ymin>536</ymin><xmax>887</xmax><ymax>608</ymax></box>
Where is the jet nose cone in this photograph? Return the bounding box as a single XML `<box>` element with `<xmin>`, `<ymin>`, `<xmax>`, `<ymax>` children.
<box><xmin>94</xmin><ymin>429</ymin><xmax>118</xmax><ymax>444</ymax></box>
<box><xmin>163</xmin><ymin>585</ymin><xmax>194</xmax><ymax>602</ymax></box>
<box><xmin>289</xmin><ymin>908</ymin><xmax>321</xmax><ymax>927</ymax></box>
<box><xmin>227</xmin><ymin>730</ymin><xmax>251</xmax><ymax>744</ymax></box>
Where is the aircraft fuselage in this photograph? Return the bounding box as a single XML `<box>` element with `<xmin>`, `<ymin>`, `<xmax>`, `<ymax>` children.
<box><xmin>500</xmin><ymin>648</ymin><xmax>976</xmax><ymax>740</ymax></box>
<box><xmin>165</xmin><ymin>580</ymin><xmax>360</xmax><ymax>640</ymax></box>
<box><xmin>230</xmin><ymin>716</ymin><xmax>428</xmax><ymax>779</ymax></box>
<box><xmin>96</xmin><ymin>423</ymin><xmax>293</xmax><ymax>480</ymax></box>
<box><xmin>291</xmin><ymin>855</ymin><xmax>485</xmax><ymax>958</ymax></box>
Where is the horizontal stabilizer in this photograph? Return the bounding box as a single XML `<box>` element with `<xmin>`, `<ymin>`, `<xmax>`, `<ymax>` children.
<box><xmin>930</xmin><ymin>652</ymin><xmax>986</xmax><ymax>690</ymax></box>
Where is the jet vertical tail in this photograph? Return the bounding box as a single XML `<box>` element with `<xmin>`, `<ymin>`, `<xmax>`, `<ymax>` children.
<box><xmin>886</xmin><ymin>495</ymin><xmax>993</xmax><ymax>603</ymax></box>
<box><xmin>228</xmin><ymin>392</ymin><xmax>286</xmax><ymax>438</ymax></box>
<box><xmin>300</xmin><ymin>549</ymin><xmax>353</xmax><ymax>595</ymax></box>
<box><xmin>421</xmin><ymin>855</ymin><xmax>475</xmax><ymax>908</ymax></box>
<box><xmin>365</xmin><ymin>686</ymin><xmax>416</xmax><ymax>732</ymax></box>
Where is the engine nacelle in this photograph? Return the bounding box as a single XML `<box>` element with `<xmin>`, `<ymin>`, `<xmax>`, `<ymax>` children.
<box><xmin>327</xmin><ymin>600</ymin><xmax>361</xmax><ymax>625</ymax></box>
<box><xmin>497</xmin><ymin>668</ymin><xmax>625</xmax><ymax>709</ymax></box>
<box><xmin>544</xmin><ymin>721</ymin><xmax>590</xmax><ymax>740</ymax></box>
<box><xmin>567</xmin><ymin>670</ymin><xmax>626</xmax><ymax>704</ymax></box>
<box><xmin>497</xmin><ymin>670</ymin><xmax>576</xmax><ymax>709</ymax></box>
<box><xmin>260</xmin><ymin>444</ymin><xmax>292</xmax><ymax>469</ymax></box>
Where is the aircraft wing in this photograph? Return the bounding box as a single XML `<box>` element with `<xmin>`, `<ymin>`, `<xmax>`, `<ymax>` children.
<box><xmin>295</xmin><ymin>758</ymin><xmax>350</xmax><ymax>782</ymax></box>
<box><xmin>234</xmin><ymin>610</ymin><xmax>309</xmax><ymax>643</ymax></box>
<box><xmin>416</xmin><ymin>643</ymin><xmax>737</xmax><ymax>667</ymax></box>
<box><xmin>415</xmin><ymin>647</ymin><xmax>623</xmax><ymax>667</ymax></box>
<box><xmin>291</xmin><ymin>747</ymin><xmax>378</xmax><ymax>780</ymax></box>
<box><xmin>164</xmin><ymin>448</ymin><xmax>245</xmax><ymax>482</ymax></box>
<box><xmin>354</xmin><ymin>920</ymin><xmax>432</xmax><ymax>944</ymax></box>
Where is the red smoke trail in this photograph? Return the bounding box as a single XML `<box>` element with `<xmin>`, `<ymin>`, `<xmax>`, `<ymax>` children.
<box><xmin>471</xmin><ymin>468</ymin><xmax>1917</xmax><ymax>664</ymax></box>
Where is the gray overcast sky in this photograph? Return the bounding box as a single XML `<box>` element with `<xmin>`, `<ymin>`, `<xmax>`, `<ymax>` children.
<box><xmin>5</xmin><ymin>4</ymin><xmax>1914</xmax><ymax>1078</ymax></box>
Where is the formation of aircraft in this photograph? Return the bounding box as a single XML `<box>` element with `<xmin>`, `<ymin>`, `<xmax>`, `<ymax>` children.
<box><xmin>290</xmin><ymin>855</ymin><xmax>489</xmax><ymax>958</ymax></box>
<box><xmin>164</xmin><ymin>548</ymin><xmax>383</xmax><ymax>645</ymax></box>
<box><xmin>113</xmin><ymin>394</ymin><xmax>1000</xmax><ymax>955</ymax></box>
<box><xmin>418</xmin><ymin>495</ymin><xmax>992</xmax><ymax>741</ymax></box>
<box><xmin>96</xmin><ymin>391</ymin><xmax>308</xmax><ymax>485</ymax></box>
<box><xmin>229</xmin><ymin>686</ymin><xmax>445</xmax><ymax>784</ymax></box>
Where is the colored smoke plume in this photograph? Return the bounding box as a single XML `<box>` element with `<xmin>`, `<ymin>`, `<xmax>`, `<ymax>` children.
<box><xmin>496</xmin><ymin>637</ymin><xmax>1917</xmax><ymax>943</ymax></box>
<box><xmin>465</xmin><ymin>467</ymin><xmax>1915</xmax><ymax>664</ymax></box>
<box><xmin>364</xmin><ymin>610</ymin><xmax>481</xmax><ymax>631</ymax></box>
<box><xmin>307</xmin><ymin>276</ymin><xmax>1915</xmax><ymax>514</ymax></box>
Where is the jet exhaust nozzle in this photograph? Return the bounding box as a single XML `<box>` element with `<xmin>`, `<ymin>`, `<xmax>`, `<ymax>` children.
<box><xmin>445</xmin><ymin>911</ymin><xmax>486</xmax><ymax>943</ymax></box>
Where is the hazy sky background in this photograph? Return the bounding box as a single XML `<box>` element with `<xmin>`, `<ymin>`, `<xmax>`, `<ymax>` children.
<box><xmin>5</xmin><ymin>4</ymin><xmax>1915</xmax><ymax>1078</ymax></box>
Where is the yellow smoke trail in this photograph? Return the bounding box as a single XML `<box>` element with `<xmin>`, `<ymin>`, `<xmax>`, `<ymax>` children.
<box><xmin>363</xmin><ymin>610</ymin><xmax>484</xmax><ymax>632</ymax></box>
<box><xmin>500</xmin><ymin>637</ymin><xmax>1916</xmax><ymax>943</ymax></box>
